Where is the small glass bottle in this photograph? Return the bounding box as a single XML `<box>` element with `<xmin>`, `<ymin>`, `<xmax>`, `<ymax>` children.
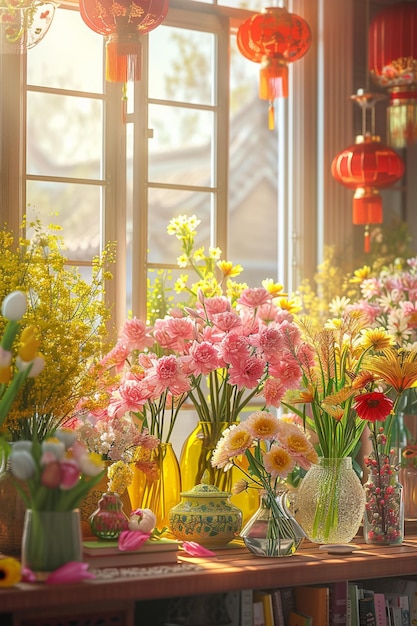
<box><xmin>89</xmin><ymin>492</ymin><xmax>129</xmax><ymax>540</ymax></box>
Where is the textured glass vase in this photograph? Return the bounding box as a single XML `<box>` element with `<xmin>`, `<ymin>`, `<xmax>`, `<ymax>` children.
<box><xmin>364</xmin><ymin>470</ymin><xmax>404</xmax><ymax>545</ymax></box>
<box><xmin>128</xmin><ymin>442</ymin><xmax>181</xmax><ymax>529</ymax></box>
<box><xmin>21</xmin><ymin>509</ymin><xmax>82</xmax><ymax>579</ymax></box>
<box><xmin>296</xmin><ymin>457</ymin><xmax>365</xmax><ymax>544</ymax></box>
<box><xmin>179</xmin><ymin>421</ymin><xmax>259</xmax><ymax>525</ymax></box>
<box><xmin>240</xmin><ymin>489</ymin><xmax>305</xmax><ymax>557</ymax></box>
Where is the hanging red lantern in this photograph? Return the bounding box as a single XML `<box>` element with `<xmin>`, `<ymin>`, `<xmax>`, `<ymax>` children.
<box><xmin>369</xmin><ymin>1</ymin><xmax>417</xmax><ymax>148</ymax></box>
<box><xmin>79</xmin><ymin>0</ymin><xmax>169</xmax><ymax>83</ymax></box>
<box><xmin>331</xmin><ymin>133</ymin><xmax>404</xmax><ymax>252</ymax></box>
<box><xmin>237</xmin><ymin>6</ymin><xmax>311</xmax><ymax>130</ymax></box>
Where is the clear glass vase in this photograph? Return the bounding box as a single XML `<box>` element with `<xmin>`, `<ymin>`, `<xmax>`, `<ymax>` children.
<box><xmin>363</xmin><ymin>470</ymin><xmax>404</xmax><ymax>545</ymax></box>
<box><xmin>296</xmin><ymin>457</ymin><xmax>365</xmax><ymax>544</ymax></box>
<box><xmin>240</xmin><ymin>489</ymin><xmax>305</xmax><ymax>557</ymax></box>
<box><xmin>128</xmin><ymin>442</ymin><xmax>181</xmax><ymax>530</ymax></box>
<box><xmin>179</xmin><ymin>421</ymin><xmax>259</xmax><ymax>525</ymax></box>
<box><xmin>21</xmin><ymin>509</ymin><xmax>82</xmax><ymax>579</ymax></box>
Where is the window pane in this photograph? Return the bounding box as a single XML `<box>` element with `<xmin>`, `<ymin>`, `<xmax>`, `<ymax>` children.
<box><xmin>27</xmin><ymin>7</ymin><xmax>104</xmax><ymax>93</ymax></box>
<box><xmin>148</xmin><ymin>189</ymin><xmax>212</xmax><ymax>264</ymax></box>
<box><xmin>228</xmin><ymin>32</ymin><xmax>279</xmax><ymax>287</ymax></box>
<box><xmin>148</xmin><ymin>104</ymin><xmax>214</xmax><ymax>185</ymax></box>
<box><xmin>149</xmin><ymin>26</ymin><xmax>215</xmax><ymax>106</ymax></box>
<box><xmin>26</xmin><ymin>181</ymin><xmax>101</xmax><ymax>260</ymax></box>
<box><xmin>27</xmin><ymin>92</ymin><xmax>103</xmax><ymax>179</ymax></box>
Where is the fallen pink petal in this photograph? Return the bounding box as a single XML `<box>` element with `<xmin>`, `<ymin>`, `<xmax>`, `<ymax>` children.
<box><xmin>182</xmin><ymin>542</ymin><xmax>216</xmax><ymax>557</ymax></box>
<box><xmin>46</xmin><ymin>561</ymin><xmax>96</xmax><ymax>585</ymax></box>
<box><xmin>118</xmin><ymin>530</ymin><xmax>151</xmax><ymax>551</ymax></box>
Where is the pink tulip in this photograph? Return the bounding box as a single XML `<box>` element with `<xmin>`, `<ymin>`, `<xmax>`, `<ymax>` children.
<box><xmin>46</xmin><ymin>562</ymin><xmax>95</xmax><ymax>584</ymax></box>
<box><xmin>182</xmin><ymin>542</ymin><xmax>216</xmax><ymax>557</ymax></box>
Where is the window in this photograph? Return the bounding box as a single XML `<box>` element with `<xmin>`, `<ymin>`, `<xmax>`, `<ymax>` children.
<box><xmin>1</xmin><ymin>0</ymin><xmax>355</xmax><ymax>330</ymax></box>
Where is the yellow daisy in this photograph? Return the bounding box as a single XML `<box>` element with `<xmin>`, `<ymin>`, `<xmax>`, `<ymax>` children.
<box><xmin>365</xmin><ymin>349</ymin><xmax>417</xmax><ymax>393</ymax></box>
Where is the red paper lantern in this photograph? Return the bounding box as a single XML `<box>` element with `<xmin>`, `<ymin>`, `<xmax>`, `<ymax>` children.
<box><xmin>79</xmin><ymin>0</ymin><xmax>169</xmax><ymax>83</ymax></box>
<box><xmin>237</xmin><ymin>6</ymin><xmax>311</xmax><ymax>130</ymax></box>
<box><xmin>369</xmin><ymin>1</ymin><xmax>417</xmax><ymax>148</ymax></box>
<box><xmin>331</xmin><ymin>134</ymin><xmax>404</xmax><ymax>252</ymax></box>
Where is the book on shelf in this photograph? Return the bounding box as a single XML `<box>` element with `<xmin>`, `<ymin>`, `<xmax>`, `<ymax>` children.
<box><xmin>241</xmin><ymin>589</ymin><xmax>254</xmax><ymax>626</ymax></box>
<box><xmin>82</xmin><ymin>537</ymin><xmax>179</xmax><ymax>567</ymax></box>
<box><xmin>330</xmin><ymin>581</ymin><xmax>348</xmax><ymax>626</ymax></box>
<box><xmin>295</xmin><ymin>585</ymin><xmax>330</xmax><ymax>626</ymax></box>
<box><xmin>348</xmin><ymin>583</ymin><xmax>363</xmax><ymax>626</ymax></box>
<box><xmin>224</xmin><ymin>590</ymin><xmax>241</xmax><ymax>626</ymax></box>
<box><xmin>254</xmin><ymin>600</ymin><xmax>266</xmax><ymax>626</ymax></box>
<box><xmin>271</xmin><ymin>589</ymin><xmax>285</xmax><ymax>626</ymax></box>
<box><xmin>373</xmin><ymin>593</ymin><xmax>387</xmax><ymax>626</ymax></box>
<box><xmin>359</xmin><ymin>595</ymin><xmax>377</xmax><ymax>626</ymax></box>
<box><xmin>254</xmin><ymin>591</ymin><xmax>275</xmax><ymax>626</ymax></box>
<box><xmin>289</xmin><ymin>610</ymin><xmax>313</xmax><ymax>626</ymax></box>
<box><xmin>280</xmin><ymin>587</ymin><xmax>296</xmax><ymax>626</ymax></box>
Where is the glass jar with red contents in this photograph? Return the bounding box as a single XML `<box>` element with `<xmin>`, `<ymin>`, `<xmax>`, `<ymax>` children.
<box><xmin>363</xmin><ymin>458</ymin><xmax>404</xmax><ymax>545</ymax></box>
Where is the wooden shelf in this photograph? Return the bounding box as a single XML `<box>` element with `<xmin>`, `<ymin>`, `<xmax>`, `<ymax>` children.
<box><xmin>2</xmin><ymin>536</ymin><xmax>417</xmax><ymax>615</ymax></box>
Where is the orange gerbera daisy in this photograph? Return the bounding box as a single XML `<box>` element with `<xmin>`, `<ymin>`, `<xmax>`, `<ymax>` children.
<box><xmin>364</xmin><ymin>349</ymin><xmax>417</xmax><ymax>393</ymax></box>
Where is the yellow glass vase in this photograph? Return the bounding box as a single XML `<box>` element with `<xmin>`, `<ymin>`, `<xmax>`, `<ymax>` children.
<box><xmin>128</xmin><ymin>443</ymin><xmax>181</xmax><ymax>530</ymax></box>
<box><xmin>179</xmin><ymin>421</ymin><xmax>259</xmax><ymax>525</ymax></box>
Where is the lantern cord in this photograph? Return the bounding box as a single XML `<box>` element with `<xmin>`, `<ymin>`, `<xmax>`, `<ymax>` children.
<box><xmin>364</xmin><ymin>224</ymin><xmax>371</xmax><ymax>254</ymax></box>
<box><xmin>121</xmin><ymin>82</ymin><xmax>128</xmax><ymax>125</ymax></box>
<box><xmin>268</xmin><ymin>102</ymin><xmax>275</xmax><ymax>131</ymax></box>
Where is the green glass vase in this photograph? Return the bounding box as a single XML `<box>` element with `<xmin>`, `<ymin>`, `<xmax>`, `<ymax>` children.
<box><xmin>21</xmin><ymin>509</ymin><xmax>82</xmax><ymax>579</ymax></box>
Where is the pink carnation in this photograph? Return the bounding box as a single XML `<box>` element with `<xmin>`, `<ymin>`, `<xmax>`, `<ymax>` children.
<box><xmin>249</xmin><ymin>325</ymin><xmax>284</xmax><ymax>359</ymax></box>
<box><xmin>119</xmin><ymin>318</ymin><xmax>154</xmax><ymax>352</ymax></box>
<box><xmin>153</xmin><ymin>317</ymin><xmax>194</xmax><ymax>352</ymax></box>
<box><xmin>262</xmin><ymin>377</ymin><xmax>286</xmax><ymax>408</ymax></box>
<box><xmin>144</xmin><ymin>354</ymin><xmax>191</xmax><ymax>396</ymax></box>
<box><xmin>185</xmin><ymin>341</ymin><xmax>220</xmax><ymax>376</ymax></box>
<box><xmin>268</xmin><ymin>353</ymin><xmax>302</xmax><ymax>389</ymax></box>
<box><xmin>217</xmin><ymin>333</ymin><xmax>249</xmax><ymax>367</ymax></box>
<box><xmin>237</xmin><ymin>287</ymin><xmax>271</xmax><ymax>310</ymax></box>
<box><xmin>211</xmin><ymin>311</ymin><xmax>242</xmax><ymax>333</ymax></box>
<box><xmin>108</xmin><ymin>379</ymin><xmax>151</xmax><ymax>417</ymax></box>
<box><xmin>100</xmin><ymin>343</ymin><xmax>130</xmax><ymax>373</ymax></box>
<box><xmin>202</xmin><ymin>296</ymin><xmax>231</xmax><ymax>318</ymax></box>
<box><xmin>227</xmin><ymin>355</ymin><xmax>266</xmax><ymax>389</ymax></box>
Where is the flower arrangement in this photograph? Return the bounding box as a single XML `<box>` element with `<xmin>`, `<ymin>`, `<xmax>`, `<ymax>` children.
<box><xmin>345</xmin><ymin>256</ymin><xmax>417</xmax><ymax>350</ymax></box>
<box><xmin>8</xmin><ymin>428</ymin><xmax>105</xmax><ymax>511</ymax></box>
<box><xmin>0</xmin><ymin>291</ymin><xmax>45</xmax><ymax>431</ymax></box>
<box><xmin>0</xmin><ymin>218</ymin><xmax>114</xmax><ymax>442</ymax></box>
<box><xmin>212</xmin><ymin>410</ymin><xmax>318</xmax><ymax>554</ymax></box>
<box><xmin>281</xmin><ymin>314</ymin><xmax>401</xmax><ymax>459</ymax></box>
